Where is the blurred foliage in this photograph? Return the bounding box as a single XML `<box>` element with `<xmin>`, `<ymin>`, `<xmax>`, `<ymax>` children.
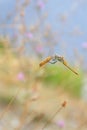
<box><xmin>0</xmin><ymin>1</ymin><xmax>86</xmax><ymax>130</ymax></box>
<box><xmin>0</xmin><ymin>38</ymin><xmax>83</xmax><ymax>99</ymax></box>
<box><xmin>43</xmin><ymin>65</ymin><xmax>83</xmax><ymax>97</ymax></box>
<box><xmin>0</xmin><ymin>94</ymin><xmax>17</xmax><ymax>105</ymax></box>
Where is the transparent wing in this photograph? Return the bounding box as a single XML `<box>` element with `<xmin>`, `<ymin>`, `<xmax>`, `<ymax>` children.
<box><xmin>49</xmin><ymin>58</ymin><xmax>57</xmax><ymax>64</ymax></box>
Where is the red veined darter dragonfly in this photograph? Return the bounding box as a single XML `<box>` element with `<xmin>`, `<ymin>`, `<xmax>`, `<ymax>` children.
<box><xmin>39</xmin><ymin>54</ymin><xmax>78</xmax><ymax>75</ymax></box>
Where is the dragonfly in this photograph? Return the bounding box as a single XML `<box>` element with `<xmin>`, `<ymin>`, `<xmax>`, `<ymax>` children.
<box><xmin>39</xmin><ymin>54</ymin><xmax>78</xmax><ymax>75</ymax></box>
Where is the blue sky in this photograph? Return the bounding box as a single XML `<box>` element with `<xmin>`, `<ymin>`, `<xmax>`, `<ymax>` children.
<box><xmin>0</xmin><ymin>0</ymin><xmax>87</xmax><ymax>65</ymax></box>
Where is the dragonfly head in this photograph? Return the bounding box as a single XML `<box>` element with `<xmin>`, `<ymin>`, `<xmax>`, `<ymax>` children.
<box><xmin>54</xmin><ymin>55</ymin><xmax>64</xmax><ymax>63</ymax></box>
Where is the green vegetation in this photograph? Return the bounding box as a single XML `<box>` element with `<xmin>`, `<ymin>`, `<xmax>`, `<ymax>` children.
<box><xmin>43</xmin><ymin>64</ymin><xmax>83</xmax><ymax>97</ymax></box>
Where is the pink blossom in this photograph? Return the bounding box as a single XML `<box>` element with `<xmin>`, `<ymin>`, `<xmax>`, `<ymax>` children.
<box><xmin>56</xmin><ymin>120</ymin><xmax>65</xmax><ymax>128</ymax></box>
<box><xmin>37</xmin><ymin>0</ymin><xmax>45</xmax><ymax>10</ymax></box>
<box><xmin>17</xmin><ymin>72</ymin><xmax>25</xmax><ymax>81</ymax></box>
<box><xmin>36</xmin><ymin>45</ymin><xmax>43</xmax><ymax>53</ymax></box>
<box><xmin>26</xmin><ymin>32</ymin><xmax>33</xmax><ymax>39</ymax></box>
<box><xmin>13</xmin><ymin>33</ymin><xmax>18</xmax><ymax>38</ymax></box>
<box><xmin>82</xmin><ymin>42</ymin><xmax>87</xmax><ymax>49</ymax></box>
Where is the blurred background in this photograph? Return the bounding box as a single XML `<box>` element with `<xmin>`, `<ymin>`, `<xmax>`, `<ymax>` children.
<box><xmin>0</xmin><ymin>0</ymin><xmax>87</xmax><ymax>130</ymax></box>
